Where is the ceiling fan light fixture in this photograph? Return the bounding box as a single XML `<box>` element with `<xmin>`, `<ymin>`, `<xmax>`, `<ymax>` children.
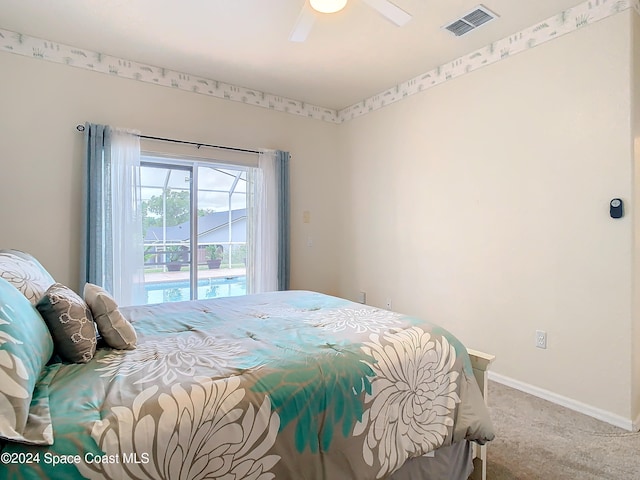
<box><xmin>310</xmin><ymin>0</ymin><xmax>347</xmax><ymax>14</ymax></box>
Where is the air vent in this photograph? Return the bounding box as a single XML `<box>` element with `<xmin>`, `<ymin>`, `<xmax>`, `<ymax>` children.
<box><xmin>443</xmin><ymin>5</ymin><xmax>498</xmax><ymax>36</ymax></box>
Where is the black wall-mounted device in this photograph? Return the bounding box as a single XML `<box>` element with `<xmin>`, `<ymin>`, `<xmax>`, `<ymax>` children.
<box><xmin>610</xmin><ymin>198</ymin><xmax>624</xmax><ymax>218</ymax></box>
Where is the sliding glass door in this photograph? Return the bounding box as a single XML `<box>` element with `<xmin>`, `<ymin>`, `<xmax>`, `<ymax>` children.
<box><xmin>140</xmin><ymin>156</ymin><xmax>248</xmax><ymax>304</ymax></box>
<box><xmin>196</xmin><ymin>165</ymin><xmax>248</xmax><ymax>300</ymax></box>
<box><xmin>140</xmin><ymin>161</ymin><xmax>193</xmax><ymax>303</ymax></box>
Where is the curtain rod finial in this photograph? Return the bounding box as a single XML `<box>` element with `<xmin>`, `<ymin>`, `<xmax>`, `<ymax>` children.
<box><xmin>76</xmin><ymin>124</ymin><xmax>85</xmax><ymax>132</ymax></box>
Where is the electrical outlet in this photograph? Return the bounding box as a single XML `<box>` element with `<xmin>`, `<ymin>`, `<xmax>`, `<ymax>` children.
<box><xmin>385</xmin><ymin>298</ymin><xmax>392</xmax><ymax>310</ymax></box>
<box><xmin>535</xmin><ymin>330</ymin><xmax>547</xmax><ymax>349</ymax></box>
<box><xmin>358</xmin><ymin>291</ymin><xmax>366</xmax><ymax>304</ymax></box>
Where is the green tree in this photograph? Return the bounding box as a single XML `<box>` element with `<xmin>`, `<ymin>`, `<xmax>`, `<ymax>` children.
<box><xmin>143</xmin><ymin>189</ymin><xmax>190</xmax><ymax>229</ymax></box>
<box><xmin>142</xmin><ymin>189</ymin><xmax>215</xmax><ymax>236</ymax></box>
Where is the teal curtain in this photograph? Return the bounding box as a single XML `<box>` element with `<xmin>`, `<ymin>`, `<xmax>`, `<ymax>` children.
<box><xmin>80</xmin><ymin>123</ymin><xmax>113</xmax><ymax>293</ymax></box>
<box><xmin>81</xmin><ymin>123</ymin><xmax>144</xmax><ymax>305</ymax></box>
<box><xmin>276</xmin><ymin>150</ymin><xmax>290</xmax><ymax>291</ymax></box>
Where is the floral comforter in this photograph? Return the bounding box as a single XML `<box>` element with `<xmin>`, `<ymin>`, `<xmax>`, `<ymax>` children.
<box><xmin>1</xmin><ymin>290</ymin><xmax>494</xmax><ymax>479</ymax></box>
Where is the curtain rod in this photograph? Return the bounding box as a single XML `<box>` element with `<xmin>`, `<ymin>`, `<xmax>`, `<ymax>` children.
<box><xmin>75</xmin><ymin>124</ymin><xmax>260</xmax><ymax>155</ymax></box>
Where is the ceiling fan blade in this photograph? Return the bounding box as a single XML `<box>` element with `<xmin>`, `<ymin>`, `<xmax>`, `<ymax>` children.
<box><xmin>289</xmin><ymin>3</ymin><xmax>316</xmax><ymax>42</ymax></box>
<box><xmin>361</xmin><ymin>0</ymin><xmax>412</xmax><ymax>26</ymax></box>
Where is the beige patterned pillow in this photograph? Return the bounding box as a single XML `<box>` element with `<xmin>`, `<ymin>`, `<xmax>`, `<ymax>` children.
<box><xmin>84</xmin><ymin>283</ymin><xmax>137</xmax><ymax>350</ymax></box>
<box><xmin>36</xmin><ymin>284</ymin><xmax>97</xmax><ymax>363</ymax></box>
<box><xmin>0</xmin><ymin>251</ymin><xmax>55</xmax><ymax>305</ymax></box>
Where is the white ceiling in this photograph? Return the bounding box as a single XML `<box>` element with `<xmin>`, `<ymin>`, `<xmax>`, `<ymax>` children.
<box><xmin>0</xmin><ymin>0</ymin><xmax>585</xmax><ymax>110</ymax></box>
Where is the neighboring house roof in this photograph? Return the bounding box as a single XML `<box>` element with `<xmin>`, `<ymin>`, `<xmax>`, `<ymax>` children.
<box><xmin>145</xmin><ymin>208</ymin><xmax>246</xmax><ymax>243</ymax></box>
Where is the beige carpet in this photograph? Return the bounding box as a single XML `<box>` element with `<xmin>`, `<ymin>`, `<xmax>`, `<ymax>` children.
<box><xmin>486</xmin><ymin>381</ymin><xmax>640</xmax><ymax>479</ymax></box>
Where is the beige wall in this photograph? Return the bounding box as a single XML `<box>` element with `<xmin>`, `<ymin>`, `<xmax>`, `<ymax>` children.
<box><xmin>632</xmin><ymin>10</ymin><xmax>640</xmax><ymax>424</ymax></box>
<box><xmin>0</xmin><ymin>52</ymin><xmax>341</xmax><ymax>296</ymax></box>
<box><xmin>337</xmin><ymin>13</ymin><xmax>635</xmax><ymax>420</ymax></box>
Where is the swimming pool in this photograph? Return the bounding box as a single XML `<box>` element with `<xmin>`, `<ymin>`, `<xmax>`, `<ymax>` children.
<box><xmin>144</xmin><ymin>276</ymin><xmax>246</xmax><ymax>304</ymax></box>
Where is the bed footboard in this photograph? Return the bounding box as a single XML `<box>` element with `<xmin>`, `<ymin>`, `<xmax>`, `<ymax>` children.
<box><xmin>466</xmin><ymin>348</ymin><xmax>495</xmax><ymax>480</ymax></box>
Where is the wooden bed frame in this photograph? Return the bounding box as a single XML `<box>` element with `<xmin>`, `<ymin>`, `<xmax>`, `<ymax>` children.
<box><xmin>466</xmin><ymin>348</ymin><xmax>495</xmax><ymax>480</ymax></box>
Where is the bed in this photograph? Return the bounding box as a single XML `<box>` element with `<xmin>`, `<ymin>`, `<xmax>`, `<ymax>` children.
<box><xmin>0</xmin><ymin>250</ymin><xmax>494</xmax><ymax>480</ymax></box>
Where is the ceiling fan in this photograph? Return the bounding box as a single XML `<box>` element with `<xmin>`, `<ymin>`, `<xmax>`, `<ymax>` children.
<box><xmin>289</xmin><ymin>0</ymin><xmax>412</xmax><ymax>42</ymax></box>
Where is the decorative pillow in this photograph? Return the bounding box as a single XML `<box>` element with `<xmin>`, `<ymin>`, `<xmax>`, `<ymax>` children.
<box><xmin>84</xmin><ymin>283</ymin><xmax>137</xmax><ymax>350</ymax></box>
<box><xmin>36</xmin><ymin>283</ymin><xmax>97</xmax><ymax>363</ymax></box>
<box><xmin>0</xmin><ymin>277</ymin><xmax>55</xmax><ymax>445</ymax></box>
<box><xmin>0</xmin><ymin>250</ymin><xmax>55</xmax><ymax>305</ymax></box>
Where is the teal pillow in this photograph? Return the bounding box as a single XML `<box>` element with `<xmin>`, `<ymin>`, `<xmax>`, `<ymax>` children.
<box><xmin>0</xmin><ymin>277</ymin><xmax>54</xmax><ymax>444</ymax></box>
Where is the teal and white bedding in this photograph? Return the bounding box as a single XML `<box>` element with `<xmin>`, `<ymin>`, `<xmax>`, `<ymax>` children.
<box><xmin>1</xmin><ymin>290</ymin><xmax>494</xmax><ymax>479</ymax></box>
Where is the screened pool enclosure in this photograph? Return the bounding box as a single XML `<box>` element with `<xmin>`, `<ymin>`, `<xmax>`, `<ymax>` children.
<box><xmin>140</xmin><ymin>156</ymin><xmax>248</xmax><ymax>303</ymax></box>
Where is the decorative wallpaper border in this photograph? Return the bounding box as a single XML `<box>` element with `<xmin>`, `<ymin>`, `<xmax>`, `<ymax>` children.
<box><xmin>338</xmin><ymin>0</ymin><xmax>634</xmax><ymax>121</ymax></box>
<box><xmin>0</xmin><ymin>28</ymin><xmax>339</xmax><ymax>123</ymax></box>
<box><xmin>0</xmin><ymin>0</ymin><xmax>636</xmax><ymax>124</ymax></box>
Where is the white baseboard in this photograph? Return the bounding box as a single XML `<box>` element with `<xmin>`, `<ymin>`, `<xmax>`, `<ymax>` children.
<box><xmin>488</xmin><ymin>371</ymin><xmax>639</xmax><ymax>432</ymax></box>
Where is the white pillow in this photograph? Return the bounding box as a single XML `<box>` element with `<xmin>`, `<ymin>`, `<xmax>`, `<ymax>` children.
<box><xmin>83</xmin><ymin>283</ymin><xmax>137</xmax><ymax>350</ymax></box>
<box><xmin>0</xmin><ymin>251</ymin><xmax>55</xmax><ymax>305</ymax></box>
